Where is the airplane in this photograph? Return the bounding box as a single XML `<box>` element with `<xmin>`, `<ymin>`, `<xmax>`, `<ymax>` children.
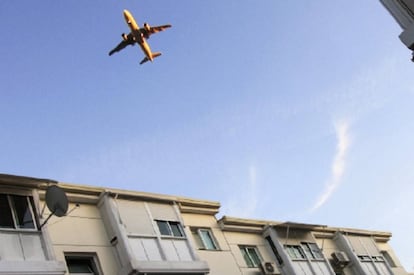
<box><xmin>109</xmin><ymin>9</ymin><xmax>171</xmax><ymax>65</ymax></box>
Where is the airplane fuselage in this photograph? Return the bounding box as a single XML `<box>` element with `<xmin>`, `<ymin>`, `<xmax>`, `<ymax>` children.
<box><xmin>123</xmin><ymin>10</ymin><xmax>153</xmax><ymax>62</ymax></box>
<box><xmin>109</xmin><ymin>9</ymin><xmax>170</xmax><ymax>64</ymax></box>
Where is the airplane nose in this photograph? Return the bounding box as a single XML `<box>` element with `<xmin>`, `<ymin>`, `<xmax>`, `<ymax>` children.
<box><xmin>123</xmin><ymin>10</ymin><xmax>134</xmax><ymax>24</ymax></box>
<box><xmin>123</xmin><ymin>10</ymin><xmax>131</xmax><ymax>18</ymax></box>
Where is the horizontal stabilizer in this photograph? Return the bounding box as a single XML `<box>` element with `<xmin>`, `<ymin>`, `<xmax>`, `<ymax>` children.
<box><xmin>139</xmin><ymin>52</ymin><xmax>162</xmax><ymax>65</ymax></box>
<box><xmin>152</xmin><ymin>52</ymin><xmax>162</xmax><ymax>59</ymax></box>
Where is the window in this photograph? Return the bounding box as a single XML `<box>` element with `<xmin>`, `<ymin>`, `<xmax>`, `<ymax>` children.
<box><xmin>372</xmin><ymin>256</ymin><xmax>385</xmax><ymax>262</ymax></box>
<box><xmin>0</xmin><ymin>194</ymin><xmax>36</xmax><ymax>229</ymax></box>
<box><xmin>301</xmin><ymin>242</ymin><xmax>324</xmax><ymax>260</ymax></box>
<box><xmin>239</xmin><ymin>245</ymin><xmax>262</xmax><ymax>268</ymax></box>
<box><xmin>381</xmin><ymin>251</ymin><xmax>397</xmax><ymax>267</ymax></box>
<box><xmin>358</xmin><ymin>255</ymin><xmax>371</xmax><ymax>262</ymax></box>
<box><xmin>156</xmin><ymin>220</ymin><xmax>184</xmax><ymax>237</ymax></box>
<box><xmin>191</xmin><ymin>228</ymin><xmax>219</xmax><ymax>250</ymax></box>
<box><xmin>285</xmin><ymin>245</ymin><xmax>306</xmax><ymax>260</ymax></box>
<box><xmin>65</xmin><ymin>253</ymin><xmax>102</xmax><ymax>275</ymax></box>
<box><xmin>265</xmin><ymin>236</ymin><xmax>283</xmax><ymax>265</ymax></box>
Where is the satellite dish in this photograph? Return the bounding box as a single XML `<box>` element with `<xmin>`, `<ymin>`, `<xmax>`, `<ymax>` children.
<box><xmin>45</xmin><ymin>185</ymin><xmax>68</xmax><ymax>217</ymax></box>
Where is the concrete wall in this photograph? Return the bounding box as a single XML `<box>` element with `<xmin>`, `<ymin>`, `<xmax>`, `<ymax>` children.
<box><xmin>380</xmin><ymin>0</ymin><xmax>414</xmax><ymax>53</ymax></box>
<box><xmin>182</xmin><ymin>213</ymin><xmax>241</xmax><ymax>275</ymax></box>
<box><xmin>376</xmin><ymin>241</ymin><xmax>408</xmax><ymax>275</ymax></box>
<box><xmin>224</xmin><ymin>231</ymin><xmax>272</xmax><ymax>275</ymax></box>
<box><xmin>45</xmin><ymin>202</ymin><xmax>118</xmax><ymax>275</ymax></box>
<box><xmin>0</xmin><ymin>186</ymin><xmax>66</xmax><ymax>275</ymax></box>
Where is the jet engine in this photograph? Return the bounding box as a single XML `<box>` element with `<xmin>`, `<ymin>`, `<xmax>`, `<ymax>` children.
<box><xmin>143</xmin><ymin>23</ymin><xmax>151</xmax><ymax>32</ymax></box>
<box><xmin>122</xmin><ymin>33</ymin><xmax>128</xmax><ymax>41</ymax></box>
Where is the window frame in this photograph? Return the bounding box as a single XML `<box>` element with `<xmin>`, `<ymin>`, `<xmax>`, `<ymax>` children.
<box><xmin>64</xmin><ymin>252</ymin><xmax>103</xmax><ymax>275</ymax></box>
<box><xmin>301</xmin><ymin>242</ymin><xmax>324</xmax><ymax>260</ymax></box>
<box><xmin>265</xmin><ymin>236</ymin><xmax>284</xmax><ymax>266</ymax></box>
<box><xmin>358</xmin><ymin>255</ymin><xmax>372</xmax><ymax>262</ymax></box>
<box><xmin>191</xmin><ymin>227</ymin><xmax>220</xmax><ymax>250</ymax></box>
<box><xmin>239</xmin><ymin>245</ymin><xmax>263</xmax><ymax>268</ymax></box>
<box><xmin>155</xmin><ymin>220</ymin><xmax>185</xmax><ymax>238</ymax></box>
<box><xmin>0</xmin><ymin>193</ymin><xmax>38</xmax><ymax>231</ymax></box>
<box><xmin>372</xmin><ymin>255</ymin><xmax>385</xmax><ymax>262</ymax></box>
<box><xmin>284</xmin><ymin>245</ymin><xmax>306</xmax><ymax>260</ymax></box>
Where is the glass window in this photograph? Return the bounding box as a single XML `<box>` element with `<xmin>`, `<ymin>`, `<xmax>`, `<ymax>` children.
<box><xmin>372</xmin><ymin>256</ymin><xmax>385</xmax><ymax>262</ymax></box>
<box><xmin>240</xmin><ymin>245</ymin><xmax>262</xmax><ymax>268</ymax></box>
<box><xmin>65</xmin><ymin>254</ymin><xmax>102</xmax><ymax>275</ymax></box>
<box><xmin>156</xmin><ymin>220</ymin><xmax>184</xmax><ymax>237</ymax></box>
<box><xmin>170</xmin><ymin>222</ymin><xmax>183</xmax><ymax>237</ymax></box>
<box><xmin>0</xmin><ymin>194</ymin><xmax>36</xmax><ymax>230</ymax></box>
<box><xmin>191</xmin><ymin>228</ymin><xmax>219</xmax><ymax>250</ymax></box>
<box><xmin>199</xmin><ymin>229</ymin><xmax>217</xmax><ymax>250</ymax></box>
<box><xmin>156</xmin><ymin>220</ymin><xmax>171</xmax><ymax>235</ymax></box>
<box><xmin>265</xmin><ymin>236</ymin><xmax>283</xmax><ymax>265</ymax></box>
<box><xmin>301</xmin><ymin>242</ymin><xmax>324</xmax><ymax>260</ymax></box>
<box><xmin>192</xmin><ymin>229</ymin><xmax>204</xmax><ymax>248</ymax></box>
<box><xmin>358</xmin><ymin>255</ymin><xmax>371</xmax><ymax>262</ymax></box>
<box><xmin>12</xmin><ymin>195</ymin><xmax>35</xmax><ymax>229</ymax></box>
<box><xmin>285</xmin><ymin>245</ymin><xmax>306</xmax><ymax>260</ymax></box>
<box><xmin>0</xmin><ymin>194</ymin><xmax>14</xmax><ymax>228</ymax></box>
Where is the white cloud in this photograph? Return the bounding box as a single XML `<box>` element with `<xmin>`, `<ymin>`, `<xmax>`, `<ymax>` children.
<box><xmin>310</xmin><ymin>120</ymin><xmax>351</xmax><ymax>212</ymax></box>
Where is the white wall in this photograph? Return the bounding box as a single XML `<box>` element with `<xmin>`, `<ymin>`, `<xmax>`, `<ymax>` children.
<box><xmin>46</xmin><ymin>202</ymin><xmax>118</xmax><ymax>275</ymax></box>
<box><xmin>183</xmin><ymin>213</ymin><xmax>242</xmax><ymax>275</ymax></box>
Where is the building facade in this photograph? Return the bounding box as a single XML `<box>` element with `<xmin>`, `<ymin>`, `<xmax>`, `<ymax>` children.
<box><xmin>380</xmin><ymin>0</ymin><xmax>414</xmax><ymax>59</ymax></box>
<box><xmin>0</xmin><ymin>173</ymin><xmax>410</xmax><ymax>275</ymax></box>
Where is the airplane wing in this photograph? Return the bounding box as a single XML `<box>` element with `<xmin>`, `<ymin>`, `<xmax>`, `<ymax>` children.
<box><xmin>139</xmin><ymin>56</ymin><xmax>151</xmax><ymax>65</ymax></box>
<box><xmin>140</xmin><ymin>24</ymin><xmax>172</xmax><ymax>38</ymax></box>
<box><xmin>108</xmin><ymin>33</ymin><xmax>135</xmax><ymax>56</ymax></box>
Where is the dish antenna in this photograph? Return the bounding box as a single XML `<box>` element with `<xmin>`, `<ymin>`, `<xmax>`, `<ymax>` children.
<box><xmin>40</xmin><ymin>185</ymin><xmax>69</xmax><ymax>228</ymax></box>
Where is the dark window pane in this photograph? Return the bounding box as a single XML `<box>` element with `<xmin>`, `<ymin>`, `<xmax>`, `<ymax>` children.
<box><xmin>200</xmin><ymin>229</ymin><xmax>217</xmax><ymax>250</ymax></box>
<box><xmin>266</xmin><ymin>236</ymin><xmax>283</xmax><ymax>265</ymax></box>
<box><xmin>12</xmin><ymin>195</ymin><xmax>35</xmax><ymax>229</ymax></box>
<box><xmin>0</xmin><ymin>194</ymin><xmax>14</xmax><ymax>228</ymax></box>
<box><xmin>302</xmin><ymin>243</ymin><xmax>313</xmax><ymax>259</ymax></box>
<box><xmin>297</xmin><ymin>246</ymin><xmax>306</xmax><ymax>259</ymax></box>
<box><xmin>157</xmin><ymin>220</ymin><xmax>171</xmax><ymax>236</ymax></box>
<box><xmin>286</xmin><ymin>245</ymin><xmax>306</xmax><ymax>260</ymax></box>
<box><xmin>286</xmin><ymin>246</ymin><xmax>296</xmax><ymax>259</ymax></box>
<box><xmin>240</xmin><ymin>247</ymin><xmax>254</xmax><ymax>267</ymax></box>
<box><xmin>66</xmin><ymin>257</ymin><xmax>97</xmax><ymax>274</ymax></box>
<box><xmin>170</xmin><ymin>222</ymin><xmax>183</xmax><ymax>237</ymax></box>
<box><xmin>247</xmin><ymin>247</ymin><xmax>261</xmax><ymax>267</ymax></box>
<box><xmin>240</xmin><ymin>246</ymin><xmax>261</xmax><ymax>268</ymax></box>
<box><xmin>192</xmin><ymin>229</ymin><xmax>204</xmax><ymax>248</ymax></box>
<box><xmin>308</xmin><ymin>243</ymin><xmax>323</xmax><ymax>259</ymax></box>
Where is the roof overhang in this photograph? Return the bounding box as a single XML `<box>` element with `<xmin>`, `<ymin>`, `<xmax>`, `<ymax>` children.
<box><xmin>0</xmin><ymin>173</ymin><xmax>57</xmax><ymax>189</ymax></box>
<box><xmin>274</xmin><ymin>221</ymin><xmax>327</xmax><ymax>230</ymax></box>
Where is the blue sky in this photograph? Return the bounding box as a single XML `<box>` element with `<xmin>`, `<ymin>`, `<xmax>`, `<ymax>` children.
<box><xmin>1</xmin><ymin>0</ymin><xmax>413</xmax><ymax>271</ymax></box>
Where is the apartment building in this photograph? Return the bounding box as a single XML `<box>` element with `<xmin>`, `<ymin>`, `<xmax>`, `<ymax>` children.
<box><xmin>380</xmin><ymin>0</ymin><xmax>414</xmax><ymax>59</ymax></box>
<box><xmin>0</xmin><ymin>173</ymin><xmax>409</xmax><ymax>275</ymax></box>
<box><xmin>0</xmin><ymin>174</ymin><xmax>66</xmax><ymax>274</ymax></box>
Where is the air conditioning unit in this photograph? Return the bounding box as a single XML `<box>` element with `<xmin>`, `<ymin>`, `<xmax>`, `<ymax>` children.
<box><xmin>260</xmin><ymin>261</ymin><xmax>280</xmax><ymax>275</ymax></box>
<box><xmin>331</xmin><ymin>251</ymin><xmax>350</xmax><ymax>267</ymax></box>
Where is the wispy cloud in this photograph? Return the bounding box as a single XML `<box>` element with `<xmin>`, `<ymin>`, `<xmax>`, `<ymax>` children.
<box><xmin>311</xmin><ymin>120</ymin><xmax>351</xmax><ymax>211</ymax></box>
